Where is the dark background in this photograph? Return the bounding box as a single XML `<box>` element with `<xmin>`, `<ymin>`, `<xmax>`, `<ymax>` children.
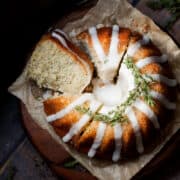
<box><xmin>0</xmin><ymin>0</ymin><xmax>179</xmax><ymax>179</ymax></box>
<box><xmin>1</xmin><ymin>0</ymin><xmax>83</xmax><ymax>103</ymax></box>
<box><xmin>0</xmin><ymin>0</ymin><xmax>85</xmax><ymax>171</ymax></box>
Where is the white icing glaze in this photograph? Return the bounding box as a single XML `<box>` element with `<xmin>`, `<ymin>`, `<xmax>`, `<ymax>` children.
<box><xmin>54</xmin><ymin>28</ymin><xmax>69</xmax><ymax>39</ymax></box>
<box><xmin>51</xmin><ymin>32</ymin><xmax>68</xmax><ymax>48</ymax></box>
<box><xmin>46</xmin><ymin>93</ymin><xmax>93</xmax><ymax>122</ymax></box>
<box><xmin>106</xmin><ymin>25</ymin><xmax>120</xmax><ymax>66</ymax></box>
<box><xmin>127</xmin><ymin>35</ymin><xmax>150</xmax><ymax>57</ymax></box>
<box><xmin>108</xmin><ymin>25</ymin><xmax>119</xmax><ymax>58</ymax></box>
<box><xmin>150</xmin><ymin>90</ymin><xmax>176</xmax><ymax>109</ymax></box>
<box><xmin>133</xmin><ymin>99</ymin><xmax>160</xmax><ymax>129</ymax></box>
<box><xmin>136</xmin><ymin>54</ymin><xmax>168</xmax><ymax>69</ymax></box>
<box><xmin>146</xmin><ymin>74</ymin><xmax>177</xmax><ymax>87</ymax></box>
<box><xmin>88</xmin><ymin>25</ymin><xmax>123</xmax><ymax>82</ymax></box>
<box><xmin>99</xmin><ymin>105</ymin><xmax>116</xmax><ymax>115</ymax></box>
<box><xmin>62</xmin><ymin>100</ymin><xmax>102</xmax><ymax>142</ymax></box>
<box><xmin>88</xmin><ymin>122</ymin><xmax>106</xmax><ymax>158</ymax></box>
<box><xmin>125</xmin><ymin>107</ymin><xmax>144</xmax><ymax>153</ymax></box>
<box><xmin>88</xmin><ymin>27</ymin><xmax>106</xmax><ymax>62</ymax></box>
<box><xmin>93</xmin><ymin>62</ymin><xmax>135</xmax><ymax>106</ymax></box>
<box><xmin>100</xmin><ymin>25</ymin><xmax>121</xmax><ymax>81</ymax></box>
<box><xmin>93</xmin><ymin>64</ymin><xmax>135</xmax><ymax>106</ymax></box>
<box><xmin>93</xmin><ymin>83</ymin><xmax>125</xmax><ymax>106</ymax></box>
<box><xmin>117</xmin><ymin>63</ymin><xmax>136</xmax><ymax>90</ymax></box>
<box><xmin>43</xmin><ymin>90</ymin><xmax>52</xmax><ymax>100</ymax></box>
<box><xmin>96</xmin><ymin>24</ymin><xmax>104</xmax><ymax>29</ymax></box>
<box><xmin>112</xmin><ymin>123</ymin><xmax>123</xmax><ymax>162</ymax></box>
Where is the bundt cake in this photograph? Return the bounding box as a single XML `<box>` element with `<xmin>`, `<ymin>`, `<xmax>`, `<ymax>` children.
<box><xmin>26</xmin><ymin>29</ymin><xmax>93</xmax><ymax>94</ymax></box>
<box><xmin>27</xmin><ymin>25</ymin><xmax>177</xmax><ymax>162</ymax></box>
<box><xmin>77</xmin><ymin>25</ymin><xmax>131</xmax><ymax>82</ymax></box>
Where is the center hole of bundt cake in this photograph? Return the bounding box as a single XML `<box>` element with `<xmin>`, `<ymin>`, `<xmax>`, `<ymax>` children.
<box><xmin>93</xmin><ymin>82</ymin><xmax>123</xmax><ymax>106</ymax></box>
<box><xmin>92</xmin><ymin>62</ymin><xmax>135</xmax><ymax>106</ymax></box>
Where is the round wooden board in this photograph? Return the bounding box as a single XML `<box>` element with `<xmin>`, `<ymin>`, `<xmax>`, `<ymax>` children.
<box><xmin>21</xmin><ymin>103</ymin><xmax>97</xmax><ymax>180</ymax></box>
<box><xmin>21</xmin><ymin>103</ymin><xmax>180</xmax><ymax>180</ymax></box>
<box><xmin>20</xmin><ymin>1</ymin><xmax>180</xmax><ymax>179</ymax></box>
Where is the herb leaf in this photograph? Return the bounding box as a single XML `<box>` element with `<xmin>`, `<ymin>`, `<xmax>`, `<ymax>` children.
<box><xmin>124</xmin><ymin>57</ymin><xmax>155</xmax><ymax>107</ymax></box>
<box><xmin>63</xmin><ymin>159</ymin><xmax>79</xmax><ymax>168</ymax></box>
<box><xmin>75</xmin><ymin>106</ymin><xmax>92</xmax><ymax>116</ymax></box>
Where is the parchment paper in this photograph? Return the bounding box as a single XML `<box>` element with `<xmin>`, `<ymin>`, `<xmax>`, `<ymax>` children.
<box><xmin>9</xmin><ymin>0</ymin><xmax>180</xmax><ymax>179</ymax></box>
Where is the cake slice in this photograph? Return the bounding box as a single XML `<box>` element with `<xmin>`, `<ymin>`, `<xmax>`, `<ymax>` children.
<box><xmin>26</xmin><ymin>29</ymin><xmax>93</xmax><ymax>94</ymax></box>
<box><xmin>76</xmin><ymin>25</ymin><xmax>131</xmax><ymax>83</ymax></box>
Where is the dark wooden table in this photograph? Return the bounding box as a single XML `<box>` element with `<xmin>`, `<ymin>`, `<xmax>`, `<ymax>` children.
<box><xmin>0</xmin><ymin>0</ymin><xmax>179</xmax><ymax>179</ymax></box>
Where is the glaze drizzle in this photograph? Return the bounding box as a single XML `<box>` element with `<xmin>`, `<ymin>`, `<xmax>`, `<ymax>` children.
<box><xmin>88</xmin><ymin>27</ymin><xmax>106</xmax><ymax>62</ymax></box>
<box><xmin>125</xmin><ymin>107</ymin><xmax>144</xmax><ymax>153</ymax></box>
<box><xmin>88</xmin><ymin>25</ymin><xmax>122</xmax><ymax>81</ymax></box>
<box><xmin>127</xmin><ymin>35</ymin><xmax>150</xmax><ymax>57</ymax></box>
<box><xmin>112</xmin><ymin>123</ymin><xmax>123</xmax><ymax>162</ymax></box>
<box><xmin>146</xmin><ymin>74</ymin><xmax>177</xmax><ymax>87</ymax></box>
<box><xmin>133</xmin><ymin>99</ymin><xmax>160</xmax><ymax>129</ymax></box>
<box><xmin>46</xmin><ymin>93</ymin><xmax>93</xmax><ymax>122</ymax></box>
<box><xmin>136</xmin><ymin>54</ymin><xmax>167</xmax><ymax>69</ymax></box>
<box><xmin>63</xmin><ymin>100</ymin><xmax>102</xmax><ymax>142</ymax></box>
<box><xmin>88</xmin><ymin>122</ymin><xmax>107</xmax><ymax>158</ymax></box>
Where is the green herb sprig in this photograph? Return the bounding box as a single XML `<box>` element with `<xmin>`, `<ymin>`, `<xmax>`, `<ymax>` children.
<box><xmin>147</xmin><ymin>0</ymin><xmax>180</xmax><ymax>29</ymax></box>
<box><xmin>75</xmin><ymin>57</ymin><xmax>155</xmax><ymax>126</ymax></box>
<box><xmin>124</xmin><ymin>57</ymin><xmax>155</xmax><ymax>106</ymax></box>
<box><xmin>7</xmin><ymin>165</ymin><xmax>17</xmax><ymax>180</ymax></box>
<box><xmin>75</xmin><ymin>104</ymin><xmax>129</xmax><ymax>126</ymax></box>
<box><xmin>63</xmin><ymin>159</ymin><xmax>79</xmax><ymax>168</ymax></box>
<box><xmin>75</xmin><ymin>106</ymin><xmax>92</xmax><ymax>115</ymax></box>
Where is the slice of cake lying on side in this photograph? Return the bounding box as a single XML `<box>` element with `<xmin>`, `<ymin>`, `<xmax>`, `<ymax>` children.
<box><xmin>76</xmin><ymin>25</ymin><xmax>131</xmax><ymax>83</ymax></box>
<box><xmin>26</xmin><ymin>29</ymin><xmax>93</xmax><ymax>94</ymax></box>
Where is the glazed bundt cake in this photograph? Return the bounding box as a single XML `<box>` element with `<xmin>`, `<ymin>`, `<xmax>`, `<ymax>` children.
<box><xmin>26</xmin><ymin>29</ymin><xmax>93</xmax><ymax>94</ymax></box>
<box><xmin>77</xmin><ymin>25</ymin><xmax>131</xmax><ymax>82</ymax></box>
<box><xmin>27</xmin><ymin>25</ymin><xmax>177</xmax><ymax>162</ymax></box>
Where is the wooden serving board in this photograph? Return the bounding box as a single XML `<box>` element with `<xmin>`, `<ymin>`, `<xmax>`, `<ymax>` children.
<box><xmin>21</xmin><ymin>103</ymin><xmax>180</xmax><ymax>180</ymax></box>
<box><xmin>20</xmin><ymin>1</ymin><xmax>180</xmax><ymax>179</ymax></box>
<box><xmin>21</xmin><ymin>103</ymin><xmax>97</xmax><ymax>180</ymax></box>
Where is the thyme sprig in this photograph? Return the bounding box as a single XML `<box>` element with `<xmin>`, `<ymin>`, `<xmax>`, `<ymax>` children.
<box><xmin>63</xmin><ymin>159</ymin><xmax>79</xmax><ymax>168</ymax></box>
<box><xmin>124</xmin><ymin>57</ymin><xmax>155</xmax><ymax>106</ymax></box>
<box><xmin>75</xmin><ymin>57</ymin><xmax>155</xmax><ymax>126</ymax></box>
<box><xmin>147</xmin><ymin>0</ymin><xmax>180</xmax><ymax>29</ymax></box>
<box><xmin>75</xmin><ymin>105</ymin><xmax>128</xmax><ymax>126</ymax></box>
<box><xmin>75</xmin><ymin>106</ymin><xmax>92</xmax><ymax>115</ymax></box>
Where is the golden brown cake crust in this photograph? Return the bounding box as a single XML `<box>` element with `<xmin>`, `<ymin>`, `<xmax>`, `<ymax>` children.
<box><xmin>77</xmin><ymin>27</ymin><xmax>131</xmax><ymax>55</ymax></box>
<box><xmin>42</xmin><ymin>26</ymin><xmax>177</xmax><ymax>161</ymax></box>
<box><xmin>44</xmin><ymin>96</ymin><xmax>82</xmax><ymax>137</ymax></box>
